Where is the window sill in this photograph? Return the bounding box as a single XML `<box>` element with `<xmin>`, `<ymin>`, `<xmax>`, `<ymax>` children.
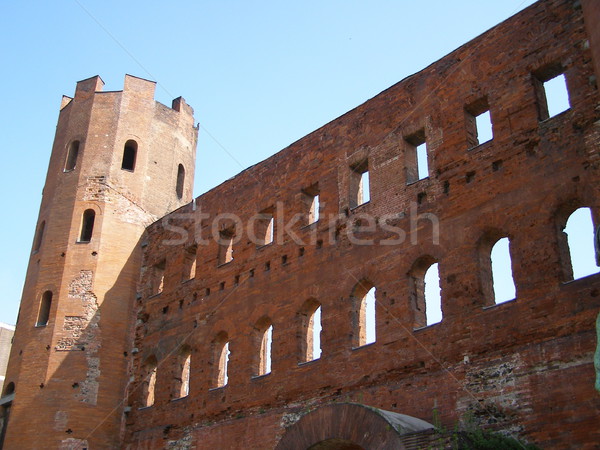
<box><xmin>413</xmin><ymin>321</ymin><xmax>442</xmax><ymax>332</ymax></box>
<box><xmin>350</xmin><ymin>201</ymin><xmax>370</xmax><ymax>212</ymax></box>
<box><xmin>352</xmin><ymin>341</ymin><xmax>376</xmax><ymax>351</ymax></box>
<box><xmin>208</xmin><ymin>385</ymin><xmax>228</xmax><ymax>392</ymax></box>
<box><xmin>251</xmin><ymin>372</ymin><xmax>272</xmax><ymax>381</ymax></box>
<box><xmin>406</xmin><ymin>176</ymin><xmax>430</xmax><ymax>187</ymax></box>
<box><xmin>539</xmin><ymin>108</ymin><xmax>571</xmax><ymax>124</ymax></box>
<box><xmin>467</xmin><ymin>138</ymin><xmax>493</xmax><ymax>152</ymax></box>
<box><xmin>298</xmin><ymin>357</ymin><xmax>321</xmax><ymax>367</ymax></box>
<box><xmin>482</xmin><ymin>298</ymin><xmax>516</xmax><ymax>310</ymax></box>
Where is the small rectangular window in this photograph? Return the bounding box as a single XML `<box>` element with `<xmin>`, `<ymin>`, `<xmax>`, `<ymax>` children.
<box><xmin>302</xmin><ymin>184</ymin><xmax>320</xmax><ymax>225</ymax></box>
<box><xmin>465</xmin><ymin>98</ymin><xmax>493</xmax><ymax>148</ymax></box>
<box><xmin>182</xmin><ymin>245</ymin><xmax>197</xmax><ymax>281</ymax></box>
<box><xmin>405</xmin><ymin>130</ymin><xmax>428</xmax><ymax>184</ymax></box>
<box><xmin>349</xmin><ymin>160</ymin><xmax>369</xmax><ymax>209</ymax></box>
<box><xmin>218</xmin><ymin>228</ymin><xmax>235</xmax><ymax>265</ymax></box>
<box><xmin>152</xmin><ymin>260</ymin><xmax>166</xmax><ymax>295</ymax></box>
<box><xmin>533</xmin><ymin>64</ymin><xmax>571</xmax><ymax>120</ymax></box>
<box><xmin>255</xmin><ymin>207</ymin><xmax>274</xmax><ymax>246</ymax></box>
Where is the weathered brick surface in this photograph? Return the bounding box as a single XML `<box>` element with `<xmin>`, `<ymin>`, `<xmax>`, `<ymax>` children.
<box><xmin>3</xmin><ymin>0</ymin><xmax>600</xmax><ymax>449</ymax></box>
<box><xmin>2</xmin><ymin>76</ymin><xmax>197</xmax><ymax>449</ymax></box>
<box><xmin>124</xmin><ymin>0</ymin><xmax>600</xmax><ymax>448</ymax></box>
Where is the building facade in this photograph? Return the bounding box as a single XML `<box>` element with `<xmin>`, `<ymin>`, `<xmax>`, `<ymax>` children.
<box><xmin>3</xmin><ymin>0</ymin><xmax>600</xmax><ymax>448</ymax></box>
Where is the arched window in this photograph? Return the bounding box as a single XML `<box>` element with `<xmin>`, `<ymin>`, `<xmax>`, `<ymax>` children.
<box><xmin>408</xmin><ymin>256</ymin><xmax>441</xmax><ymax>327</ymax></box>
<box><xmin>32</xmin><ymin>220</ymin><xmax>45</xmax><ymax>253</ymax></box>
<box><xmin>563</xmin><ymin>207</ymin><xmax>599</xmax><ymax>280</ymax></box>
<box><xmin>490</xmin><ymin>237</ymin><xmax>516</xmax><ymax>304</ymax></box>
<box><xmin>142</xmin><ymin>356</ymin><xmax>157</xmax><ymax>407</ymax></box>
<box><xmin>212</xmin><ymin>332</ymin><xmax>230</xmax><ymax>388</ymax></box>
<box><xmin>79</xmin><ymin>209</ymin><xmax>95</xmax><ymax>242</ymax></box>
<box><xmin>253</xmin><ymin>318</ymin><xmax>273</xmax><ymax>377</ymax></box>
<box><xmin>351</xmin><ymin>280</ymin><xmax>376</xmax><ymax>348</ymax></box>
<box><xmin>121</xmin><ymin>140</ymin><xmax>137</xmax><ymax>171</ymax></box>
<box><xmin>64</xmin><ymin>140</ymin><xmax>80</xmax><ymax>172</ymax></box>
<box><xmin>36</xmin><ymin>291</ymin><xmax>52</xmax><ymax>327</ymax></box>
<box><xmin>299</xmin><ymin>299</ymin><xmax>322</xmax><ymax>363</ymax></box>
<box><xmin>176</xmin><ymin>164</ymin><xmax>185</xmax><ymax>199</ymax></box>
<box><xmin>173</xmin><ymin>347</ymin><xmax>191</xmax><ymax>399</ymax></box>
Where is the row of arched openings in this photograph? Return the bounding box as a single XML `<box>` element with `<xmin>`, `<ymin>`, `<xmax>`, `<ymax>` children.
<box><xmin>61</xmin><ymin>139</ymin><xmax>185</xmax><ymax>197</ymax></box>
<box><xmin>138</xmin><ymin>207</ymin><xmax>598</xmax><ymax>406</ymax></box>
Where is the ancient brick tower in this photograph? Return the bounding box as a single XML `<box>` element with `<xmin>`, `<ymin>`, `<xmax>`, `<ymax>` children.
<box><xmin>0</xmin><ymin>75</ymin><xmax>197</xmax><ymax>448</ymax></box>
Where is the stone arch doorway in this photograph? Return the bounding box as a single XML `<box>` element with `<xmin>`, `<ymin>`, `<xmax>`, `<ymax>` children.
<box><xmin>275</xmin><ymin>403</ymin><xmax>434</xmax><ymax>450</ymax></box>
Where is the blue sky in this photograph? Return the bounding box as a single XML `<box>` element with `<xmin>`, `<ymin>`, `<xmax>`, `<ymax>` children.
<box><xmin>0</xmin><ymin>1</ymin><xmax>544</xmax><ymax>325</ymax></box>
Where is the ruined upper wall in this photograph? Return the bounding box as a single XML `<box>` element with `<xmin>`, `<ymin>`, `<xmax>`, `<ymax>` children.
<box><xmin>128</xmin><ymin>0</ymin><xmax>600</xmax><ymax>447</ymax></box>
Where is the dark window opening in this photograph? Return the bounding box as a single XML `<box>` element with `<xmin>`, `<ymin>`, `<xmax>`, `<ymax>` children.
<box><xmin>36</xmin><ymin>291</ymin><xmax>52</xmax><ymax>327</ymax></box>
<box><xmin>122</xmin><ymin>140</ymin><xmax>137</xmax><ymax>171</ymax></box>
<box><xmin>33</xmin><ymin>221</ymin><xmax>45</xmax><ymax>253</ymax></box>
<box><xmin>64</xmin><ymin>140</ymin><xmax>80</xmax><ymax>172</ymax></box>
<box><xmin>176</xmin><ymin>164</ymin><xmax>185</xmax><ymax>199</ymax></box>
<box><xmin>79</xmin><ymin>209</ymin><xmax>95</xmax><ymax>243</ymax></box>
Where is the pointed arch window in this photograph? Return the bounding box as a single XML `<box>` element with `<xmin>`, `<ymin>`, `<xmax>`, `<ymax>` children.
<box><xmin>79</xmin><ymin>209</ymin><xmax>95</xmax><ymax>243</ymax></box>
<box><xmin>122</xmin><ymin>140</ymin><xmax>137</xmax><ymax>171</ymax></box>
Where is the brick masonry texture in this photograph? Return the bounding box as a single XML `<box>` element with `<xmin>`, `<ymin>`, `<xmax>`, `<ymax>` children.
<box><xmin>3</xmin><ymin>0</ymin><xmax>600</xmax><ymax>448</ymax></box>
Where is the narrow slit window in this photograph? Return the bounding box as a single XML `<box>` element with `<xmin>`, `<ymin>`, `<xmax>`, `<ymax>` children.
<box><xmin>121</xmin><ymin>140</ymin><xmax>137</xmax><ymax>171</ymax></box>
<box><xmin>142</xmin><ymin>357</ymin><xmax>157</xmax><ymax>407</ymax></box>
<box><xmin>299</xmin><ymin>300</ymin><xmax>322</xmax><ymax>363</ymax></box>
<box><xmin>33</xmin><ymin>220</ymin><xmax>45</xmax><ymax>253</ymax></box>
<box><xmin>152</xmin><ymin>260</ymin><xmax>166</xmax><ymax>295</ymax></box>
<box><xmin>424</xmin><ymin>263</ymin><xmax>442</xmax><ymax>325</ymax></box>
<box><xmin>218</xmin><ymin>228</ymin><xmax>235</xmax><ymax>265</ymax></box>
<box><xmin>255</xmin><ymin>208</ymin><xmax>274</xmax><ymax>246</ymax></box>
<box><xmin>216</xmin><ymin>341</ymin><xmax>230</xmax><ymax>388</ymax></box>
<box><xmin>534</xmin><ymin>65</ymin><xmax>571</xmax><ymax>120</ymax></box>
<box><xmin>302</xmin><ymin>184</ymin><xmax>320</xmax><ymax>225</ymax></box>
<box><xmin>349</xmin><ymin>161</ymin><xmax>369</xmax><ymax>208</ymax></box>
<box><xmin>79</xmin><ymin>209</ymin><xmax>95</xmax><ymax>243</ymax></box>
<box><xmin>173</xmin><ymin>348</ymin><xmax>191</xmax><ymax>399</ymax></box>
<box><xmin>64</xmin><ymin>140</ymin><xmax>80</xmax><ymax>172</ymax></box>
<box><xmin>176</xmin><ymin>164</ymin><xmax>185</xmax><ymax>199</ymax></box>
<box><xmin>36</xmin><ymin>291</ymin><xmax>52</xmax><ymax>327</ymax></box>
<box><xmin>351</xmin><ymin>281</ymin><xmax>376</xmax><ymax>348</ymax></box>
<box><xmin>491</xmin><ymin>237</ymin><xmax>516</xmax><ymax>304</ymax></box>
<box><xmin>405</xmin><ymin>130</ymin><xmax>428</xmax><ymax>184</ymax></box>
<box><xmin>183</xmin><ymin>245</ymin><xmax>197</xmax><ymax>281</ymax></box>
<box><xmin>261</xmin><ymin>325</ymin><xmax>273</xmax><ymax>375</ymax></box>
<box><xmin>254</xmin><ymin>319</ymin><xmax>273</xmax><ymax>377</ymax></box>
<box><xmin>564</xmin><ymin>207</ymin><xmax>599</xmax><ymax>280</ymax></box>
<box><xmin>408</xmin><ymin>256</ymin><xmax>440</xmax><ymax>328</ymax></box>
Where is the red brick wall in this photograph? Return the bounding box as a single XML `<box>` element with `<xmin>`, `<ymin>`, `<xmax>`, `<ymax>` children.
<box><xmin>125</xmin><ymin>0</ymin><xmax>600</xmax><ymax>448</ymax></box>
<box><xmin>3</xmin><ymin>76</ymin><xmax>197</xmax><ymax>449</ymax></box>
